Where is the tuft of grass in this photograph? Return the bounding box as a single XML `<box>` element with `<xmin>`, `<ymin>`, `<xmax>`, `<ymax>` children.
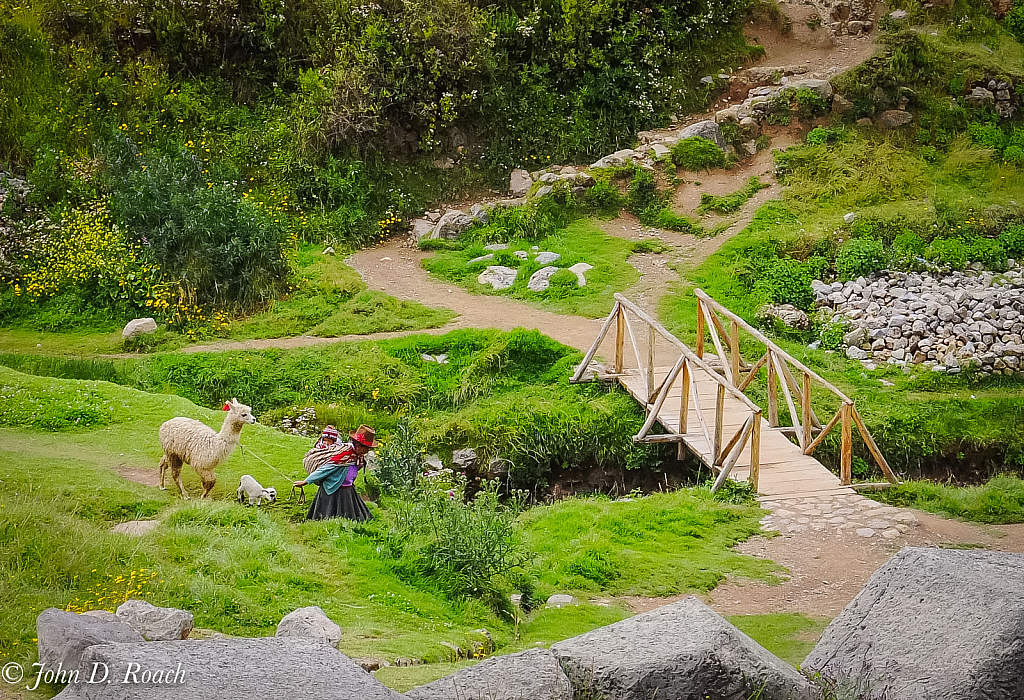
<box><xmin>727</xmin><ymin>613</ymin><xmax>830</xmax><ymax>667</ymax></box>
<box><xmin>867</xmin><ymin>476</ymin><xmax>1024</xmax><ymax>524</ymax></box>
<box><xmin>697</xmin><ymin>177</ymin><xmax>771</xmax><ymax>215</ymax></box>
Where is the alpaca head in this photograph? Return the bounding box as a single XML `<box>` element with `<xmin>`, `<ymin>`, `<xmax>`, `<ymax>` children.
<box><xmin>223</xmin><ymin>398</ymin><xmax>257</xmax><ymax>425</ymax></box>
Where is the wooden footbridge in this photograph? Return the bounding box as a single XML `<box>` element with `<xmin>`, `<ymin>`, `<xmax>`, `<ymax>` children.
<box><xmin>571</xmin><ymin>291</ymin><xmax>899</xmax><ymax>499</ymax></box>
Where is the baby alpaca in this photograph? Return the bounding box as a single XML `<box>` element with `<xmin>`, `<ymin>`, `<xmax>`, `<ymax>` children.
<box><xmin>158</xmin><ymin>398</ymin><xmax>256</xmax><ymax>499</ymax></box>
<box><xmin>237</xmin><ymin>474</ymin><xmax>277</xmax><ymax>506</ymax></box>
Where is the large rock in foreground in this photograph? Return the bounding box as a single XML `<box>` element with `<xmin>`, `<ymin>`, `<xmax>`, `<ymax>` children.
<box><xmin>405</xmin><ymin>649</ymin><xmax>572</xmax><ymax>700</ymax></box>
<box><xmin>116</xmin><ymin>600</ymin><xmax>193</xmax><ymax>641</ymax></box>
<box><xmin>551</xmin><ymin>596</ymin><xmax>818</xmax><ymax>700</ymax></box>
<box><xmin>53</xmin><ymin>638</ymin><xmax>404</xmax><ymax>700</ymax></box>
<box><xmin>37</xmin><ymin>608</ymin><xmax>144</xmax><ymax>673</ymax></box>
<box><xmin>803</xmin><ymin>547</ymin><xmax>1024</xmax><ymax>700</ymax></box>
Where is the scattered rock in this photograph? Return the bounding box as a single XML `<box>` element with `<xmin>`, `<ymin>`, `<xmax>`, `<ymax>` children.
<box><xmin>405</xmin><ymin>649</ymin><xmax>572</xmax><ymax>700</ymax></box>
<box><xmin>966</xmin><ymin>87</ymin><xmax>996</xmax><ymax>108</ymax></box>
<box><xmin>568</xmin><ymin>262</ymin><xmax>593</xmax><ymax>287</ymax></box>
<box><xmin>467</xmin><ymin>253</ymin><xmax>494</xmax><ymax>265</ymax></box>
<box><xmin>482</xmin><ymin>243</ymin><xmax>509</xmax><ymax>252</ymax></box>
<box><xmin>478</xmin><ymin>266</ymin><xmax>518</xmax><ymax>290</ymax></box>
<box><xmin>116</xmin><ymin>600</ymin><xmax>193</xmax><ymax>641</ymax></box>
<box><xmin>832</xmin><ymin>94</ymin><xmax>854</xmax><ymax>114</ymax></box>
<box><xmin>804</xmin><ymin>547</ymin><xmax>1024</xmax><ymax>700</ymax></box>
<box><xmin>757</xmin><ymin>303</ymin><xmax>810</xmax><ymax>330</ymax></box>
<box><xmin>276</xmin><ymin>606</ymin><xmax>342</xmax><ymax>646</ymax></box>
<box><xmin>122</xmin><ymin>318</ymin><xmax>158</xmax><ymax>341</ymax></box>
<box><xmin>527</xmin><ymin>266</ymin><xmax>560</xmax><ymax>292</ymax></box>
<box><xmin>677</xmin><ymin>120</ymin><xmax>727</xmax><ymax>150</ymax></box>
<box><xmin>846</xmin><ymin>346</ymin><xmax>869</xmax><ymax>360</ymax></box>
<box><xmin>545</xmin><ymin>594</ymin><xmax>577</xmax><ymax>608</ymax></box>
<box><xmin>412</xmin><ymin>218</ymin><xmax>435</xmax><ymax>240</ymax></box>
<box><xmin>535</xmin><ymin>185</ymin><xmax>553</xmax><ymax>198</ymax></box>
<box><xmin>322</xmin><ymin>246</ymin><xmax>336</xmax><ymax>256</ymax></box>
<box><xmin>889</xmin><ymin>9</ymin><xmax>908</xmax><ymax>19</ymax></box>
<box><xmin>552</xmin><ymin>597</ymin><xmax>818</xmax><ymax>700</ymax></box>
<box><xmin>788</xmin><ymin>78</ymin><xmax>834</xmax><ymax>101</ymax></box>
<box><xmin>509</xmin><ymin>169</ymin><xmax>531</xmax><ymax>197</ymax></box>
<box><xmin>52</xmin><ymin>638</ymin><xmax>404</xmax><ymax>700</ymax></box>
<box><xmin>452</xmin><ymin>448</ymin><xmax>477</xmax><ymax>470</ymax></box>
<box><xmin>36</xmin><ymin>608</ymin><xmax>144</xmax><ymax>674</ymax></box>
<box><xmin>356</xmin><ymin>657</ymin><xmax>391</xmax><ymax>672</ymax></box>
<box><xmin>433</xmin><ymin>210</ymin><xmax>475</xmax><ymax>240</ymax></box>
<box><xmin>534</xmin><ymin>251</ymin><xmax>561</xmax><ymax>264</ymax></box>
<box><xmin>843</xmin><ymin>211</ymin><xmax>857</xmax><ymax>224</ymax></box>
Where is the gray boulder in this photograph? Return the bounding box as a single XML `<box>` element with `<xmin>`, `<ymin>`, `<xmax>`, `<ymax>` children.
<box><xmin>832</xmin><ymin>94</ymin><xmax>854</xmax><ymax>114</ymax></box>
<box><xmin>412</xmin><ymin>218</ymin><xmax>435</xmax><ymax>240</ymax></box>
<box><xmin>452</xmin><ymin>448</ymin><xmax>478</xmax><ymax>470</ymax></box>
<box><xmin>846</xmin><ymin>345</ymin><xmax>869</xmax><ymax>360</ymax></box>
<box><xmin>405</xmin><ymin>649</ymin><xmax>572</xmax><ymax>700</ymax></box>
<box><xmin>757</xmin><ymin>304</ymin><xmax>810</xmax><ymax>330</ymax></box>
<box><xmin>804</xmin><ymin>547</ymin><xmax>1024</xmax><ymax>700</ymax></box>
<box><xmin>678</xmin><ymin>120</ymin><xmax>726</xmax><ymax>149</ymax></box>
<box><xmin>966</xmin><ymin>87</ymin><xmax>996</xmax><ymax>108</ymax></box>
<box><xmin>509</xmin><ymin>169</ymin><xmax>531</xmax><ymax>196</ymax></box>
<box><xmin>528</xmin><ymin>266</ymin><xmax>560</xmax><ymax>292</ymax></box>
<box><xmin>478</xmin><ymin>266</ymin><xmax>518</xmax><ymax>290</ymax></box>
<box><xmin>122</xmin><ymin>318</ymin><xmax>157</xmax><ymax>340</ymax></box>
<box><xmin>534</xmin><ymin>251</ymin><xmax>561</xmax><ymax>264</ymax></box>
<box><xmin>788</xmin><ymin>78</ymin><xmax>834</xmax><ymax>101</ymax></box>
<box><xmin>52</xmin><ymin>638</ymin><xmax>404</xmax><ymax>700</ymax></box>
<box><xmin>877</xmin><ymin>110</ymin><xmax>913</xmax><ymax>128</ymax></box>
<box><xmin>551</xmin><ymin>596</ymin><xmax>818</xmax><ymax>700</ymax></box>
<box><xmin>37</xmin><ymin>608</ymin><xmax>144</xmax><ymax>673</ymax></box>
<box><xmin>116</xmin><ymin>600</ymin><xmax>193</xmax><ymax>641</ymax></box>
<box><xmin>433</xmin><ymin>210</ymin><xmax>475</xmax><ymax>240</ymax></box>
<box><xmin>276</xmin><ymin>606</ymin><xmax>341</xmax><ymax>646</ymax></box>
<box><xmin>568</xmin><ymin>262</ymin><xmax>593</xmax><ymax>287</ymax></box>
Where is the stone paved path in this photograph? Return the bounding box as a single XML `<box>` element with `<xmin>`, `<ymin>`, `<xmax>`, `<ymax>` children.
<box><xmin>759</xmin><ymin>492</ymin><xmax>920</xmax><ymax>540</ymax></box>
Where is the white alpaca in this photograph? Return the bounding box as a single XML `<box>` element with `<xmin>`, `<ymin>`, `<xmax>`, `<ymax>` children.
<box><xmin>237</xmin><ymin>474</ymin><xmax>277</xmax><ymax>506</ymax></box>
<box><xmin>158</xmin><ymin>399</ymin><xmax>257</xmax><ymax>499</ymax></box>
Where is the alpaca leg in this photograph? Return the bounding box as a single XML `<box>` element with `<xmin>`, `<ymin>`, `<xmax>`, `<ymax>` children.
<box><xmin>172</xmin><ymin>463</ymin><xmax>190</xmax><ymax>500</ymax></box>
<box><xmin>200</xmin><ymin>477</ymin><xmax>216</xmax><ymax>500</ymax></box>
<box><xmin>158</xmin><ymin>455</ymin><xmax>169</xmax><ymax>490</ymax></box>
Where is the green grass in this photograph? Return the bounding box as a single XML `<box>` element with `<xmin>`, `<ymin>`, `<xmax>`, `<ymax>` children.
<box><xmin>697</xmin><ymin>177</ymin><xmax>770</xmax><ymax>215</ymax></box>
<box><xmin>0</xmin><ymin>364</ymin><xmax>779</xmax><ymax>693</ymax></box>
<box><xmin>866</xmin><ymin>475</ymin><xmax>1024</xmax><ymax>524</ymax></box>
<box><xmin>727</xmin><ymin>613</ymin><xmax>830</xmax><ymax>667</ymax></box>
<box><xmin>421</xmin><ymin>220</ymin><xmax>640</xmax><ymax>318</ymax></box>
<box><xmin>522</xmin><ymin>492</ymin><xmax>780</xmax><ymax>597</ymax></box>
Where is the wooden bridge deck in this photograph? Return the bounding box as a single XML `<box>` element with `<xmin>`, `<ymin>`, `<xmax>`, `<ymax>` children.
<box><xmin>619</xmin><ymin>368</ymin><xmax>854</xmax><ymax>498</ymax></box>
<box><xmin>573</xmin><ymin>292</ymin><xmax>898</xmax><ymax>500</ymax></box>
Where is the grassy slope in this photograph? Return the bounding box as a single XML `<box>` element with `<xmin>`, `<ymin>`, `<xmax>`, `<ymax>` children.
<box><xmin>422</xmin><ymin>220</ymin><xmax>640</xmax><ymax>318</ymax></box>
<box><xmin>0</xmin><ymin>365</ymin><xmax>784</xmax><ymax>693</ymax></box>
<box><xmin>867</xmin><ymin>475</ymin><xmax>1024</xmax><ymax>524</ymax></box>
<box><xmin>656</xmin><ymin>135</ymin><xmax>1024</xmax><ymax>477</ymax></box>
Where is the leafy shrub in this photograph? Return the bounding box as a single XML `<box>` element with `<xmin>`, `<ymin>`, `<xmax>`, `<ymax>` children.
<box><xmin>1008</xmin><ymin>0</ymin><xmax>1024</xmax><ymax>44</ymax></box>
<box><xmin>835</xmin><ymin>238</ymin><xmax>887</xmax><ymax>280</ymax></box>
<box><xmin>818</xmin><ymin>320</ymin><xmax>847</xmax><ymax>351</ymax></box>
<box><xmin>696</xmin><ymin>176</ymin><xmax>769</xmax><ymax>215</ymax></box>
<box><xmin>962</xmin><ymin>235</ymin><xmax>1007</xmax><ymax>270</ymax></box>
<box><xmin>105</xmin><ymin>138</ymin><xmax>288</xmax><ymax>311</ymax></box>
<box><xmin>891</xmin><ymin>230</ymin><xmax>926</xmax><ymax>269</ymax></box>
<box><xmin>1004</xmin><ymin>145</ymin><xmax>1024</xmax><ymax>167</ymax></box>
<box><xmin>792</xmin><ymin>88</ymin><xmax>828</xmax><ymax>120</ymax></box>
<box><xmin>626</xmin><ymin>168</ymin><xmax>659</xmax><ymax>214</ymax></box>
<box><xmin>806</xmin><ymin>127</ymin><xmax>841</xmax><ymax>146</ymax></box>
<box><xmin>671</xmin><ymin>137</ymin><xmax>725</xmax><ymax>171</ymax></box>
<box><xmin>379</xmin><ymin>478</ymin><xmax>530</xmax><ymax>611</ymax></box>
<box><xmin>1000</xmin><ymin>225</ymin><xmax>1024</xmax><ymax>258</ymax></box>
<box><xmin>374</xmin><ymin>418</ymin><xmax>420</xmax><ymax>495</ymax></box>
<box><xmin>753</xmin><ymin>258</ymin><xmax>814</xmax><ymax>310</ymax></box>
<box><xmin>925</xmin><ymin>237</ymin><xmax>968</xmax><ymax>270</ymax></box>
<box><xmin>649</xmin><ymin>208</ymin><xmax>703</xmax><ymax>235</ymax></box>
<box><xmin>582</xmin><ymin>181</ymin><xmax>624</xmax><ymax>217</ymax></box>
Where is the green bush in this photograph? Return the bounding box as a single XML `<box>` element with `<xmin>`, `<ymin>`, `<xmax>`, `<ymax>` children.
<box><xmin>1004</xmin><ymin>145</ymin><xmax>1024</xmax><ymax>167</ymax></box>
<box><xmin>835</xmin><ymin>238</ymin><xmax>887</xmax><ymax>280</ymax></box>
<box><xmin>806</xmin><ymin>127</ymin><xmax>841</xmax><ymax>146</ymax></box>
<box><xmin>925</xmin><ymin>237</ymin><xmax>969</xmax><ymax>270</ymax></box>
<box><xmin>753</xmin><ymin>258</ymin><xmax>814</xmax><ymax>310</ymax></box>
<box><xmin>649</xmin><ymin>207</ymin><xmax>703</xmax><ymax>234</ymax></box>
<box><xmin>672</xmin><ymin>137</ymin><xmax>726</xmax><ymax>171</ymax></box>
<box><xmin>792</xmin><ymin>88</ymin><xmax>828</xmax><ymax>120</ymax></box>
<box><xmin>818</xmin><ymin>320</ymin><xmax>847</xmax><ymax>351</ymax></box>
<box><xmin>374</xmin><ymin>418</ymin><xmax>420</xmax><ymax>495</ymax></box>
<box><xmin>1000</xmin><ymin>225</ymin><xmax>1024</xmax><ymax>258</ymax></box>
<box><xmin>582</xmin><ymin>181</ymin><xmax>624</xmax><ymax>217</ymax></box>
<box><xmin>1008</xmin><ymin>0</ymin><xmax>1024</xmax><ymax>44</ymax></box>
<box><xmin>963</xmin><ymin>235</ymin><xmax>1007</xmax><ymax>270</ymax></box>
<box><xmin>891</xmin><ymin>230</ymin><xmax>926</xmax><ymax>269</ymax></box>
<box><xmin>626</xmin><ymin>168</ymin><xmax>659</xmax><ymax>214</ymax></box>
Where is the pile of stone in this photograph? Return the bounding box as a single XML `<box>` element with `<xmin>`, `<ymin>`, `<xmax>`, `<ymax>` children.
<box><xmin>814</xmin><ymin>265</ymin><xmax>1024</xmax><ymax>375</ymax></box>
<box><xmin>279</xmin><ymin>406</ymin><xmax>319</xmax><ymax>436</ymax></box>
<box><xmin>966</xmin><ymin>79</ymin><xmax>1017</xmax><ymax>119</ymax></box>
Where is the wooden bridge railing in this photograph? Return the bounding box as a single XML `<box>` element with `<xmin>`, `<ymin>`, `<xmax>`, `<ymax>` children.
<box><xmin>572</xmin><ymin>294</ymin><xmax>765</xmax><ymax>492</ymax></box>
<box><xmin>693</xmin><ymin>288</ymin><xmax>898</xmax><ymax>486</ymax></box>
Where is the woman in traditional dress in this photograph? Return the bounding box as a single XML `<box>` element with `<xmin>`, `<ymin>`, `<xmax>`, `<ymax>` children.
<box><xmin>294</xmin><ymin>425</ymin><xmax>377</xmax><ymax>522</ymax></box>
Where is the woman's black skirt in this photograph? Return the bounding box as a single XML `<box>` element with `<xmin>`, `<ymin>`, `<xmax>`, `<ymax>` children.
<box><xmin>306</xmin><ymin>485</ymin><xmax>373</xmax><ymax>522</ymax></box>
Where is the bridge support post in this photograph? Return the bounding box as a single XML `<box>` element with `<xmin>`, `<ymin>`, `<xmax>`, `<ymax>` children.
<box><xmin>749</xmin><ymin>412</ymin><xmax>761</xmax><ymax>491</ymax></box>
<box><xmin>614</xmin><ymin>307</ymin><xmax>624</xmax><ymax>374</ymax></box>
<box><xmin>840</xmin><ymin>402</ymin><xmax>853</xmax><ymax>485</ymax></box>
